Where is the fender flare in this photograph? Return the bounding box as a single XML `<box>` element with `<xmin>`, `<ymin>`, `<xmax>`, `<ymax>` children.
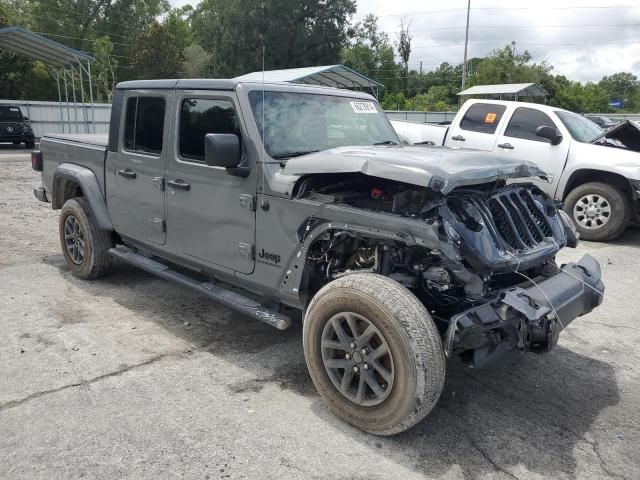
<box><xmin>52</xmin><ymin>163</ymin><xmax>114</xmax><ymax>231</ymax></box>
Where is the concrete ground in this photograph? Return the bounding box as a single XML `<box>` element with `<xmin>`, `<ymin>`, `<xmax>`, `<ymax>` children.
<box><xmin>0</xmin><ymin>147</ymin><xmax>638</xmax><ymax>480</ymax></box>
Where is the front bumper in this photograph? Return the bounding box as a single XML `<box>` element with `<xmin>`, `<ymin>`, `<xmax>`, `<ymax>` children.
<box><xmin>0</xmin><ymin>133</ymin><xmax>34</xmax><ymax>143</ymax></box>
<box><xmin>446</xmin><ymin>254</ymin><xmax>604</xmax><ymax>368</ymax></box>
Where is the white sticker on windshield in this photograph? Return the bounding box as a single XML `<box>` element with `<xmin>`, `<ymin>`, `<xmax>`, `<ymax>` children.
<box><xmin>350</xmin><ymin>101</ymin><xmax>377</xmax><ymax>113</ymax></box>
<box><xmin>10</xmin><ymin>107</ymin><xmax>19</xmax><ymax>111</ymax></box>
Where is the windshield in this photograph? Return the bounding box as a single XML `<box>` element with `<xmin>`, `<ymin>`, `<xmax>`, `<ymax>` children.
<box><xmin>0</xmin><ymin>106</ymin><xmax>23</xmax><ymax>122</ymax></box>
<box><xmin>555</xmin><ymin>110</ymin><xmax>603</xmax><ymax>143</ymax></box>
<box><xmin>248</xmin><ymin>91</ymin><xmax>398</xmax><ymax>158</ymax></box>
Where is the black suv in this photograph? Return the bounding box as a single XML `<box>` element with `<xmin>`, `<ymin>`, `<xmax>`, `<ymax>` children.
<box><xmin>0</xmin><ymin>106</ymin><xmax>35</xmax><ymax>148</ymax></box>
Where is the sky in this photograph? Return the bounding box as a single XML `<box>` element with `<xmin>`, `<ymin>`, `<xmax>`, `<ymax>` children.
<box><xmin>170</xmin><ymin>0</ymin><xmax>640</xmax><ymax>83</ymax></box>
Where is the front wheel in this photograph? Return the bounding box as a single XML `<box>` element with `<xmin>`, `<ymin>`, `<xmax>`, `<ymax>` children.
<box><xmin>25</xmin><ymin>140</ymin><xmax>35</xmax><ymax>149</ymax></box>
<box><xmin>303</xmin><ymin>273</ymin><xmax>445</xmax><ymax>436</ymax></box>
<box><xmin>564</xmin><ymin>182</ymin><xmax>630</xmax><ymax>241</ymax></box>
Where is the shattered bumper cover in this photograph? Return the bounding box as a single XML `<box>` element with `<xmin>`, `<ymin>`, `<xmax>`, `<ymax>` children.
<box><xmin>446</xmin><ymin>254</ymin><xmax>604</xmax><ymax>368</ymax></box>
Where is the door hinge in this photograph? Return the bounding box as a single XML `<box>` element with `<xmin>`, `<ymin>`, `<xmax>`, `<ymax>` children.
<box><xmin>239</xmin><ymin>194</ymin><xmax>255</xmax><ymax>211</ymax></box>
<box><xmin>238</xmin><ymin>243</ymin><xmax>254</xmax><ymax>260</ymax></box>
<box><xmin>153</xmin><ymin>176</ymin><xmax>165</xmax><ymax>191</ymax></box>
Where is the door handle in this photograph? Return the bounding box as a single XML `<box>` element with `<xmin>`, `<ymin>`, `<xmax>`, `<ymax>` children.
<box><xmin>497</xmin><ymin>143</ymin><xmax>514</xmax><ymax>150</ymax></box>
<box><xmin>117</xmin><ymin>168</ymin><xmax>136</xmax><ymax>179</ymax></box>
<box><xmin>167</xmin><ymin>179</ymin><xmax>191</xmax><ymax>191</ymax></box>
<box><xmin>451</xmin><ymin>135</ymin><xmax>466</xmax><ymax>141</ymax></box>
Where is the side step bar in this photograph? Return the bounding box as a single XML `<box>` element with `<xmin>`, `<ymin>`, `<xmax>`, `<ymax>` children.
<box><xmin>109</xmin><ymin>247</ymin><xmax>291</xmax><ymax>330</ymax></box>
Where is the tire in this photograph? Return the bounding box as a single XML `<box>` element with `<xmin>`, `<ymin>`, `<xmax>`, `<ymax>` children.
<box><xmin>59</xmin><ymin>197</ymin><xmax>113</xmax><ymax>279</ymax></box>
<box><xmin>564</xmin><ymin>182</ymin><xmax>630</xmax><ymax>242</ymax></box>
<box><xmin>25</xmin><ymin>140</ymin><xmax>35</xmax><ymax>149</ymax></box>
<box><xmin>303</xmin><ymin>273</ymin><xmax>445</xmax><ymax>436</ymax></box>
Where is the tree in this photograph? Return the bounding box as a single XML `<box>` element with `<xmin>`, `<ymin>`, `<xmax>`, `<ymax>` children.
<box><xmin>91</xmin><ymin>36</ymin><xmax>117</xmax><ymax>102</ymax></box>
<box><xmin>599</xmin><ymin>72</ymin><xmax>640</xmax><ymax>110</ymax></box>
<box><xmin>470</xmin><ymin>44</ymin><xmax>552</xmax><ymax>89</ymax></box>
<box><xmin>342</xmin><ymin>14</ymin><xmax>401</xmax><ymax>95</ymax></box>
<box><xmin>182</xmin><ymin>44</ymin><xmax>211</xmax><ymax>78</ymax></box>
<box><xmin>397</xmin><ymin>19</ymin><xmax>411</xmax><ymax>95</ymax></box>
<box><xmin>131</xmin><ymin>21</ymin><xmax>183</xmax><ymax>79</ymax></box>
<box><xmin>193</xmin><ymin>0</ymin><xmax>356</xmax><ymax>78</ymax></box>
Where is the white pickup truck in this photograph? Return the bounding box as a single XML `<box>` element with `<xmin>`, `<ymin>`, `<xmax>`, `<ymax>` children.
<box><xmin>392</xmin><ymin>99</ymin><xmax>640</xmax><ymax>241</ymax></box>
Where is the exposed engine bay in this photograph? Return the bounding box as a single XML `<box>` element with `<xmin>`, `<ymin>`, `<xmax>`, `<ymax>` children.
<box><xmin>292</xmin><ymin>173</ymin><xmax>597</xmax><ymax>367</ymax></box>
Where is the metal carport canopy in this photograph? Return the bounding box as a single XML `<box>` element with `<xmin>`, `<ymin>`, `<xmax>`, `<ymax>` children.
<box><xmin>0</xmin><ymin>26</ymin><xmax>93</xmax><ymax>67</ymax></box>
<box><xmin>234</xmin><ymin>65</ymin><xmax>384</xmax><ymax>90</ymax></box>
<box><xmin>458</xmin><ymin>83</ymin><xmax>549</xmax><ymax>97</ymax></box>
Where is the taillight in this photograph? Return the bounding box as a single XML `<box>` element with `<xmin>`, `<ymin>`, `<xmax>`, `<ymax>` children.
<box><xmin>31</xmin><ymin>150</ymin><xmax>43</xmax><ymax>172</ymax></box>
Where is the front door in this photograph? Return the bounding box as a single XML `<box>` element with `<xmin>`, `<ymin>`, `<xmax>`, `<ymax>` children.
<box><xmin>165</xmin><ymin>92</ymin><xmax>256</xmax><ymax>274</ymax></box>
<box><xmin>106</xmin><ymin>91</ymin><xmax>170</xmax><ymax>245</ymax></box>
<box><xmin>494</xmin><ymin>107</ymin><xmax>570</xmax><ymax>194</ymax></box>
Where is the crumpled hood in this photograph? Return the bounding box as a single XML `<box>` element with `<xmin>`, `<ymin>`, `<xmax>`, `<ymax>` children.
<box><xmin>282</xmin><ymin>145</ymin><xmax>548</xmax><ymax>194</ymax></box>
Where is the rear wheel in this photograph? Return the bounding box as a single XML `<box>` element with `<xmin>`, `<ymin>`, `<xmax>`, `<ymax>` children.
<box><xmin>303</xmin><ymin>273</ymin><xmax>445</xmax><ymax>435</ymax></box>
<box><xmin>564</xmin><ymin>182</ymin><xmax>629</xmax><ymax>241</ymax></box>
<box><xmin>59</xmin><ymin>197</ymin><xmax>113</xmax><ymax>279</ymax></box>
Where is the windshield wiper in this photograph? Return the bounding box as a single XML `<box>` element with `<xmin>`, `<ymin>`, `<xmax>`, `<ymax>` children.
<box><xmin>271</xmin><ymin>150</ymin><xmax>320</xmax><ymax>159</ymax></box>
<box><xmin>374</xmin><ymin>140</ymin><xmax>399</xmax><ymax>145</ymax></box>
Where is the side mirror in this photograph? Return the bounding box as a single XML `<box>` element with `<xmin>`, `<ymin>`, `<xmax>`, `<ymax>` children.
<box><xmin>536</xmin><ymin>125</ymin><xmax>563</xmax><ymax>145</ymax></box>
<box><xmin>23</xmin><ymin>116</ymin><xmax>29</xmax><ymax>121</ymax></box>
<box><xmin>204</xmin><ymin>133</ymin><xmax>240</xmax><ymax>168</ymax></box>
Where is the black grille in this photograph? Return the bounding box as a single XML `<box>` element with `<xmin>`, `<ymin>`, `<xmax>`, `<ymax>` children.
<box><xmin>488</xmin><ymin>188</ymin><xmax>553</xmax><ymax>252</ymax></box>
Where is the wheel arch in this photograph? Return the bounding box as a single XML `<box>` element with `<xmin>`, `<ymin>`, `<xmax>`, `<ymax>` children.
<box><xmin>280</xmin><ymin>221</ymin><xmax>423</xmax><ymax>310</ymax></box>
<box><xmin>560</xmin><ymin>169</ymin><xmax>632</xmax><ymax>201</ymax></box>
<box><xmin>52</xmin><ymin>163</ymin><xmax>114</xmax><ymax>231</ymax></box>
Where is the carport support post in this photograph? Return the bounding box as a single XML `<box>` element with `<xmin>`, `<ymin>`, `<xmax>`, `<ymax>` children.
<box><xmin>63</xmin><ymin>71</ymin><xmax>71</xmax><ymax>135</ymax></box>
<box><xmin>56</xmin><ymin>71</ymin><xmax>65</xmax><ymax>134</ymax></box>
<box><xmin>75</xmin><ymin>57</ymin><xmax>88</xmax><ymax>133</ymax></box>
<box><xmin>87</xmin><ymin>59</ymin><xmax>96</xmax><ymax>133</ymax></box>
<box><xmin>69</xmin><ymin>66</ymin><xmax>79</xmax><ymax>133</ymax></box>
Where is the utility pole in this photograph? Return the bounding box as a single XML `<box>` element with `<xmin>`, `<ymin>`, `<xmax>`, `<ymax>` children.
<box><xmin>461</xmin><ymin>0</ymin><xmax>471</xmax><ymax>91</ymax></box>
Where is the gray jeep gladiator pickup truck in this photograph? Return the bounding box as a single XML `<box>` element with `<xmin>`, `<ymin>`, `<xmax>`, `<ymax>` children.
<box><xmin>32</xmin><ymin>79</ymin><xmax>604</xmax><ymax>435</ymax></box>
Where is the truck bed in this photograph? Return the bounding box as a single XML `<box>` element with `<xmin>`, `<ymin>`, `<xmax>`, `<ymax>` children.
<box><xmin>40</xmin><ymin>133</ymin><xmax>109</xmax><ymax>198</ymax></box>
<box><xmin>43</xmin><ymin>133</ymin><xmax>109</xmax><ymax>147</ymax></box>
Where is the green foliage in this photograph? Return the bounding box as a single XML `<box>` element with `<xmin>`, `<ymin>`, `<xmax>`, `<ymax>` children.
<box><xmin>599</xmin><ymin>72</ymin><xmax>640</xmax><ymax>111</ymax></box>
<box><xmin>182</xmin><ymin>44</ymin><xmax>211</xmax><ymax>78</ymax></box>
<box><xmin>0</xmin><ymin>1</ymin><xmax>639</xmax><ymax>114</ymax></box>
<box><xmin>91</xmin><ymin>36</ymin><xmax>117</xmax><ymax>102</ymax></box>
<box><xmin>131</xmin><ymin>21</ymin><xmax>183</xmax><ymax>79</ymax></box>
<box><xmin>193</xmin><ymin>0</ymin><xmax>356</xmax><ymax>78</ymax></box>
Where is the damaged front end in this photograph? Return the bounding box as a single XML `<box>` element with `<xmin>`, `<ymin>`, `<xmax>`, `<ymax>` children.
<box><xmin>445</xmin><ymin>254</ymin><xmax>603</xmax><ymax>368</ymax></box>
<box><xmin>291</xmin><ymin>166</ymin><xmax>603</xmax><ymax>369</ymax></box>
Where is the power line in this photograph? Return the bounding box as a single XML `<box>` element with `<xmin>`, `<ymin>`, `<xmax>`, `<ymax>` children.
<box><xmin>411</xmin><ymin>40</ymin><xmax>640</xmax><ymax>49</ymax></box>
<box><xmin>22</xmin><ymin>12</ymin><xmax>140</xmax><ymax>41</ymax></box>
<box><xmin>387</xmin><ymin>23</ymin><xmax>640</xmax><ymax>34</ymax></box>
<box><xmin>32</xmin><ymin>31</ymin><xmax>132</xmax><ymax>48</ymax></box>
<box><xmin>28</xmin><ymin>0</ymin><xmax>147</xmax><ymax>32</ymax></box>
<box><xmin>373</xmin><ymin>5</ymin><xmax>639</xmax><ymax>18</ymax></box>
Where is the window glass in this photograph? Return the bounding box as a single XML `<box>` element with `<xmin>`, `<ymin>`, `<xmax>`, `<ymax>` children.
<box><xmin>505</xmin><ymin>108</ymin><xmax>557</xmax><ymax>142</ymax></box>
<box><xmin>123</xmin><ymin>96</ymin><xmax>165</xmax><ymax>155</ymax></box>
<box><xmin>459</xmin><ymin>103</ymin><xmax>506</xmax><ymax>134</ymax></box>
<box><xmin>248</xmin><ymin>91</ymin><xmax>398</xmax><ymax>159</ymax></box>
<box><xmin>555</xmin><ymin>110</ymin><xmax>603</xmax><ymax>143</ymax></box>
<box><xmin>179</xmin><ymin>98</ymin><xmax>240</xmax><ymax>161</ymax></box>
<box><xmin>0</xmin><ymin>106</ymin><xmax>23</xmax><ymax>122</ymax></box>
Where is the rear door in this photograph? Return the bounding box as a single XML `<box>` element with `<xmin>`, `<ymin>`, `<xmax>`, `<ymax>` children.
<box><xmin>445</xmin><ymin>102</ymin><xmax>507</xmax><ymax>151</ymax></box>
<box><xmin>494</xmin><ymin>107</ymin><xmax>570</xmax><ymax>192</ymax></box>
<box><xmin>106</xmin><ymin>91</ymin><xmax>170</xmax><ymax>245</ymax></box>
<box><xmin>165</xmin><ymin>92</ymin><xmax>256</xmax><ymax>274</ymax></box>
